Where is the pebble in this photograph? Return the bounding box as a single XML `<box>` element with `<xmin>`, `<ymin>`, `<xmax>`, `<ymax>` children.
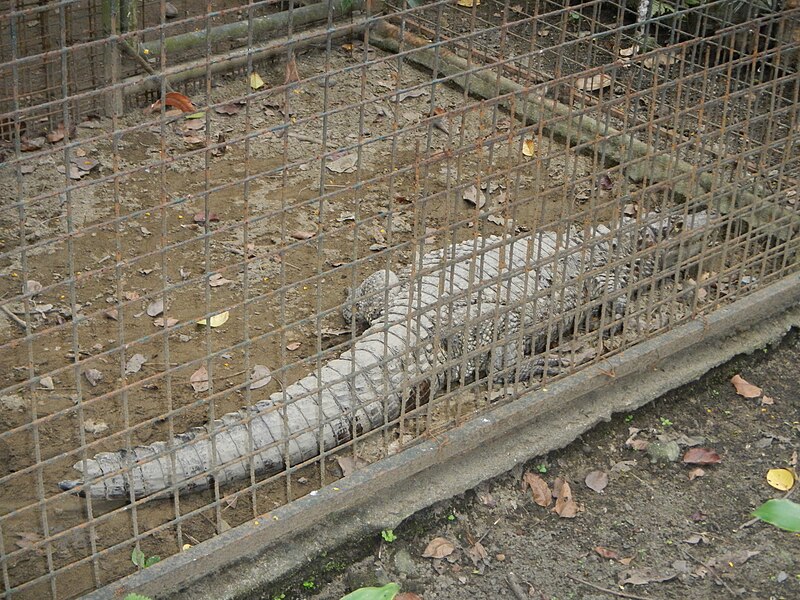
<box><xmin>646</xmin><ymin>440</ymin><xmax>681</xmax><ymax>463</ymax></box>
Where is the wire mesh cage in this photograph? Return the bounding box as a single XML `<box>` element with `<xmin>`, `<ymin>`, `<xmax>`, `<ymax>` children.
<box><xmin>1</xmin><ymin>0</ymin><xmax>799</xmax><ymax>597</ymax></box>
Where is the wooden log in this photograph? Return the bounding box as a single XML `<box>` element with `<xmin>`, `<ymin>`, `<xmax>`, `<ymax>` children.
<box><xmin>370</xmin><ymin>21</ymin><xmax>800</xmax><ymax>242</ymax></box>
<box><xmin>140</xmin><ymin>0</ymin><xmax>368</xmax><ymax>58</ymax></box>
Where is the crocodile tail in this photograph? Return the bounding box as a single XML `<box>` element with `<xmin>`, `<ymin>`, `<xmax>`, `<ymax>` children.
<box><xmin>58</xmin><ymin>316</ymin><xmax>434</xmax><ymax>499</ymax></box>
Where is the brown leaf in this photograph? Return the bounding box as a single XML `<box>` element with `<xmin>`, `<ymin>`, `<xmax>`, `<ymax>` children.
<box><xmin>125</xmin><ymin>353</ymin><xmax>147</xmax><ymax>375</ymax></box>
<box><xmin>618</xmin><ymin>556</ymin><xmax>634</xmax><ymax>566</ymax></box>
<box><xmin>335</xmin><ymin>455</ymin><xmax>368</xmax><ymax>477</ymax></box>
<box><xmin>467</xmin><ymin>541</ymin><xmax>488</xmax><ymax>566</ymax></box>
<box><xmin>193</xmin><ymin>212</ymin><xmax>220</xmax><ymax>224</ymax></box>
<box><xmin>598</xmin><ymin>174</ymin><xmax>614</xmax><ymax>190</ymax></box>
<box><xmin>682</xmin><ymin>448</ymin><xmax>721</xmax><ymax>465</ymax></box>
<box><xmin>215</xmin><ymin>103</ymin><xmax>243</xmax><ymax>116</ymax></box>
<box><xmin>731</xmin><ymin>374</ymin><xmax>761</xmax><ymax>398</ymax></box>
<box><xmin>422</xmin><ymin>537</ymin><xmax>455</xmax><ymax>559</ymax></box>
<box><xmin>595</xmin><ymin>546</ymin><xmax>619</xmax><ymax>560</ymax></box>
<box><xmin>523</xmin><ymin>472</ymin><xmax>552</xmax><ymax>507</ymax></box>
<box><xmin>620</xmin><ymin>567</ymin><xmax>678</xmax><ymax>585</ymax></box>
<box><xmin>552</xmin><ymin>480</ymin><xmax>578</xmax><ymax>518</ymax></box>
<box><xmin>286</xmin><ymin>341</ymin><xmax>301</xmax><ymax>351</ymax></box>
<box><xmin>552</xmin><ymin>477</ymin><xmax>567</xmax><ymax>498</ymax></box>
<box><xmin>707</xmin><ymin>550</ymin><xmax>759</xmax><ymax>569</ymax></box>
<box><xmin>290</xmin><ymin>230</ymin><xmax>316</xmax><ymax>240</ymax></box>
<box><xmin>190</xmin><ymin>366</ymin><xmax>209</xmax><ymax>392</ymax></box>
<box><xmin>585</xmin><ymin>470</ymin><xmax>608</xmax><ymax>493</ymax></box>
<box><xmin>683</xmin><ymin>533</ymin><xmax>708</xmax><ymax>545</ymax></box>
<box><xmin>284</xmin><ymin>50</ymin><xmax>300</xmax><ymax>85</ymax></box>
<box><xmin>760</xmin><ymin>395</ymin><xmax>774</xmax><ymax>406</ymax></box>
<box><xmin>154</xmin><ymin>317</ymin><xmax>178</xmax><ymax>328</ymax></box>
<box><xmin>209</xmin><ymin>273</ymin><xmax>234</xmax><ymax>287</ymax></box>
<box><xmin>575</xmin><ymin>73</ymin><xmax>611</xmax><ymax>92</ymax></box>
<box><xmin>148</xmin><ymin>92</ymin><xmax>195</xmax><ymax>113</ymax></box>
<box><xmin>629</xmin><ymin>439</ymin><xmax>650</xmax><ymax>451</ymax></box>
<box><xmin>687</xmin><ymin>467</ymin><xmax>706</xmax><ymax>480</ymax></box>
<box><xmin>46</xmin><ymin>123</ymin><xmax>65</xmax><ymax>143</ymax></box>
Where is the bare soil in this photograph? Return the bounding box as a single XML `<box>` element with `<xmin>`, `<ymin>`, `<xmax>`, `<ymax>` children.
<box><xmin>0</xmin><ymin>3</ymin><xmax>791</xmax><ymax>598</ymax></box>
<box><xmin>260</xmin><ymin>330</ymin><xmax>800</xmax><ymax>600</ymax></box>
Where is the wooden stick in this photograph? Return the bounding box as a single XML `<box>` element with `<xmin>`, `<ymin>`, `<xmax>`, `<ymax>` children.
<box><xmin>566</xmin><ymin>574</ymin><xmax>651</xmax><ymax>600</ymax></box>
<box><xmin>1</xmin><ymin>304</ymin><xmax>28</xmax><ymax>330</ymax></box>
<box><xmin>505</xmin><ymin>572</ymin><xmax>528</xmax><ymax>600</ymax></box>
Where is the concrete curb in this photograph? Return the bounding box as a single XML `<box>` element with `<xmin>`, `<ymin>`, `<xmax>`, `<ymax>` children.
<box><xmin>88</xmin><ymin>273</ymin><xmax>800</xmax><ymax>600</ymax></box>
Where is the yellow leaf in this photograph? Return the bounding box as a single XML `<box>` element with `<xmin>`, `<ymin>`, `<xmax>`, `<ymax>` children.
<box><xmin>250</xmin><ymin>73</ymin><xmax>264</xmax><ymax>90</ymax></box>
<box><xmin>522</xmin><ymin>139</ymin><xmax>535</xmax><ymax>157</ymax></box>
<box><xmin>766</xmin><ymin>468</ymin><xmax>795</xmax><ymax>491</ymax></box>
<box><xmin>457</xmin><ymin>0</ymin><xmax>479</xmax><ymax>6</ymax></box>
<box><xmin>197</xmin><ymin>311</ymin><xmax>229</xmax><ymax>328</ymax></box>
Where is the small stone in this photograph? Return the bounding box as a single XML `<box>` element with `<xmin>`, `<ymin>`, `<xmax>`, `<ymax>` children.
<box><xmin>393</xmin><ymin>548</ymin><xmax>416</xmax><ymax>576</ymax></box>
<box><xmin>647</xmin><ymin>440</ymin><xmax>681</xmax><ymax>463</ymax></box>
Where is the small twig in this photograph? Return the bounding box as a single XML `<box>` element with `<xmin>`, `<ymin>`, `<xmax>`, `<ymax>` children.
<box><xmin>566</xmin><ymin>574</ymin><xmax>650</xmax><ymax>600</ymax></box>
<box><xmin>680</xmin><ymin>548</ymin><xmax>738</xmax><ymax>597</ymax></box>
<box><xmin>1</xmin><ymin>304</ymin><xmax>28</xmax><ymax>330</ymax></box>
<box><xmin>739</xmin><ymin>486</ymin><xmax>797</xmax><ymax>529</ymax></box>
<box><xmin>505</xmin><ymin>572</ymin><xmax>528</xmax><ymax>600</ymax></box>
<box><xmin>120</xmin><ymin>41</ymin><xmax>175</xmax><ymax>93</ymax></box>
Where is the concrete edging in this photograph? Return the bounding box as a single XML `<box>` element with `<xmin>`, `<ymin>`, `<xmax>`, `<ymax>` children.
<box><xmin>88</xmin><ymin>272</ymin><xmax>800</xmax><ymax>600</ymax></box>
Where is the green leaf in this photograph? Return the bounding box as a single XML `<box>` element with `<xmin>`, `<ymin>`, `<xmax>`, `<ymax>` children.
<box><xmin>340</xmin><ymin>583</ymin><xmax>400</xmax><ymax>600</ymax></box>
<box><xmin>752</xmin><ymin>499</ymin><xmax>800</xmax><ymax>532</ymax></box>
<box><xmin>131</xmin><ymin>548</ymin><xmax>146</xmax><ymax>568</ymax></box>
<box><xmin>144</xmin><ymin>555</ymin><xmax>161</xmax><ymax>568</ymax></box>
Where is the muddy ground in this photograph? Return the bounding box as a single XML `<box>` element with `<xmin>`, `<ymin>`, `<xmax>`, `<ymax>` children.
<box><xmin>263</xmin><ymin>330</ymin><xmax>800</xmax><ymax>600</ymax></box>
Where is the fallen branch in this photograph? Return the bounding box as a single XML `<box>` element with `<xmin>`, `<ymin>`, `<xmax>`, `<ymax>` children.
<box><xmin>566</xmin><ymin>574</ymin><xmax>651</xmax><ymax>600</ymax></box>
<box><xmin>370</xmin><ymin>21</ymin><xmax>800</xmax><ymax>243</ymax></box>
<box><xmin>1</xmin><ymin>304</ymin><xmax>28</xmax><ymax>331</ymax></box>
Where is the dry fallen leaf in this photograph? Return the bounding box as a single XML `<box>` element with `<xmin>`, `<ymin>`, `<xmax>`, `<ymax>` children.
<box><xmin>422</xmin><ymin>537</ymin><xmax>455</xmax><ymax>559</ymax></box>
<box><xmin>147</xmin><ymin>92</ymin><xmax>196</xmax><ymax>114</ymax></box>
<box><xmin>39</xmin><ymin>376</ymin><xmax>54</xmax><ymax>390</ymax></box>
<box><xmin>290</xmin><ymin>230</ymin><xmax>316</xmax><ymax>240</ymax></box>
<box><xmin>595</xmin><ymin>546</ymin><xmax>619</xmax><ymax>560</ymax></box>
<box><xmin>766</xmin><ymin>468</ymin><xmax>795</xmax><ymax>491</ymax></box>
<box><xmin>197</xmin><ymin>311</ymin><xmax>229</xmax><ymax>328</ymax></box>
<box><xmin>125</xmin><ymin>353</ymin><xmax>147</xmax><ymax>375</ymax></box>
<box><xmin>575</xmin><ymin>73</ymin><xmax>612</xmax><ymax>92</ymax></box>
<box><xmin>522</xmin><ymin>139</ymin><xmax>535</xmax><ymax>157</ymax></box>
<box><xmin>620</xmin><ymin>567</ymin><xmax>678</xmax><ymax>585</ymax></box>
<box><xmin>552</xmin><ymin>479</ymin><xmax>579</xmax><ymax>518</ymax></box>
<box><xmin>286</xmin><ymin>341</ymin><xmax>301</xmax><ymax>351</ymax></box>
<box><xmin>761</xmin><ymin>395</ymin><xmax>775</xmax><ymax>406</ymax></box>
<box><xmin>146</xmin><ymin>299</ymin><xmax>164</xmax><ymax>317</ymax></box>
<box><xmin>215</xmin><ymin>103</ymin><xmax>243</xmax><ymax>116</ymax></box>
<box><xmin>585</xmin><ymin>470</ymin><xmax>608</xmax><ymax>493</ymax></box>
<box><xmin>619</xmin><ymin>45</ymin><xmax>638</xmax><ymax>57</ymax></box>
<box><xmin>731</xmin><ymin>374</ymin><xmax>761</xmax><ymax>398</ymax></box>
<box><xmin>523</xmin><ymin>472</ymin><xmax>552</xmax><ymax>507</ymax></box>
<box><xmin>335</xmin><ymin>455</ymin><xmax>369</xmax><ymax>478</ymax></box>
<box><xmin>83</xmin><ymin>419</ymin><xmax>109</xmax><ymax>435</ymax></box>
<box><xmin>193</xmin><ymin>211</ymin><xmax>220</xmax><ymax>224</ymax></box>
<box><xmin>190</xmin><ymin>366</ymin><xmax>209</xmax><ymax>392</ymax></box>
<box><xmin>643</xmin><ymin>53</ymin><xmax>677</xmax><ymax>69</ymax></box>
<box><xmin>683</xmin><ymin>533</ymin><xmax>708</xmax><ymax>545</ymax></box>
<box><xmin>462</xmin><ymin>185</ymin><xmax>485</xmax><ymax>209</ymax></box>
<box><xmin>154</xmin><ymin>317</ymin><xmax>179</xmax><ymax>328</ymax></box>
<box><xmin>46</xmin><ymin>123</ymin><xmax>66</xmax><ymax>143</ymax></box>
<box><xmin>707</xmin><ymin>550</ymin><xmax>759</xmax><ymax>569</ymax></box>
<box><xmin>23</xmin><ymin>280</ymin><xmax>43</xmax><ymax>296</ymax></box>
<box><xmin>688</xmin><ymin>467</ymin><xmax>706</xmax><ymax>481</ymax></box>
<box><xmin>683</xmin><ymin>448</ymin><xmax>721</xmax><ymax>465</ymax></box>
<box><xmin>456</xmin><ymin>0</ymin><xmax>479</xmax><ymax>6</ymax></box>
<box><xmin>249</xmin><ymin>365</ymin><xmax>272</xmax><ymax>390</ymax></box>
<box><xmin>84</xmin><ymin>369</ymin><xmax>103</xmax><ymax>387</ymax></box>
<box><xmin>326</xmin><ymin>153</ymin><xmax>358</xmax><ymax>174</ymax></box>
<box><xmin>209</xmin><ymin>273</ymin><xmax>234</xmax><ymax>287</ymax></box>
<box><xmin>250</xmin><ymin>72</ymin><xmax>265</xmax><ymax>90</ymax></box>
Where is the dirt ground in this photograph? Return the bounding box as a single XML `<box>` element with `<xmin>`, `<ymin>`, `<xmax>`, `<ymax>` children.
<box><xmin>0</xmin><ymin>3</ymin><xmax>793</xmax><ymax>598</ymax></box>
<box><xmin>262</xmin><ymin>330</ymin><xmax>800</xmax><ymax>600</ymax></box>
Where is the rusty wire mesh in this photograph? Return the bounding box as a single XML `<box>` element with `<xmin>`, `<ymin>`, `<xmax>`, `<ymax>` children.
<box><xmin>1</xmin><ymin>0</ymin><xmax>799</xmax><ymax>597</ymax></box>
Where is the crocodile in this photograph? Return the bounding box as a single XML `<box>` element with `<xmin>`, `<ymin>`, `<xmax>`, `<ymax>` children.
<box><xmin>59</xmin><ymin>208</ymin><xmax>712</xmax><ymax>499</ymax></box>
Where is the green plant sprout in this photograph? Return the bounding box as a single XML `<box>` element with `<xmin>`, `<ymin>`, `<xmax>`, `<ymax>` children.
<box><xmin>131</xmin><ymin>548</ymin><xmax>160</xmax><ymax>570</ymax></box>
<box><xmin>659</xmin><ymin>417</ymin><xmax>673</xmax><ymax>428</ymax></box>
<box><xmin>381</xmin><ymin>529</ymin><xmax>397</xmax><ymax>543</ymax></box>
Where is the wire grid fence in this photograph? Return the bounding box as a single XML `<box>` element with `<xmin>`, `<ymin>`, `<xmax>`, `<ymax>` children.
<box><xmin>1</xmin><ymin>0</ymin><xmax>799</xmax><ymax>597</ymax></box>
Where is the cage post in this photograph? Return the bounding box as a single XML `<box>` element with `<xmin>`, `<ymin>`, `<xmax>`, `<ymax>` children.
<box><xmin>102</xmin><ymin>0</ymin><xmax>123</xmax><ymax>116</ymax></box>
